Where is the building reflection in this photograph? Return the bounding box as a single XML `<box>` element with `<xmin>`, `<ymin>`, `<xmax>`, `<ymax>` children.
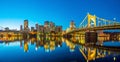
<box><xmin>0</xmin><ymin>36</ymin><xmax>22</xmax><ymax>41</ymax></box>
<box><xmin>24</xmin><ymin>39</ymin><xmax>29</xmax><ymax>52</ymax></box>
<box><xmin>22</xmin><ymin>37</ymin><xmax>63</xmax><ymax>52</ymax></box>
<box><xmin>0</xmin><ymin>36</ymin><xmax>120</xmax><ymax>61</ymax></box>
<box><xmin>65</xmin><ymin>38</ymin><xmax>76</xmax><ymax>52</ymax></box>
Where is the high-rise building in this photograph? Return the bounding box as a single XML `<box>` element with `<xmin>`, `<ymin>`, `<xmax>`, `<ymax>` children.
<box><xmin>44</xmin><ymin>21</ymin><xmax>50</xmax><ymax>33</ymax></box>
<box><xmin>24</xmin><ymin>20</ymin><xmax>28</xmax><ymax>30</ymax></box>
<box><xmin>44</xmin><ymin>21</ymin><xmax>49</xmax><ymax>28</ymax></box>
<box><xmin>70</xmin><ymin>20</ymin><xmax>76</xmax><ymax>30</ymax></box>
<box><xmin>55</xmin><ymin>26</ymin><xmax>62</xmax><ymax>33</ymax></box>
<box><xmin>44</xmin><ymin>27</ymin><xmax>50</xmax><ymax>33</ymax></box>
<box><xmin>50</xmin><ymin>22</ymin><xmax>55</xmax><ymax>28</ymax></box>
<box><xmin>50</xmin><ymin>22</ymin><xmax>55</xmax><ymax>31</ymax></box>
<box><xmin>20</xmin><ymin>25</ymin><xmax>23</xmax><ymax>31</ymax></box>
<box><xmin>31</xmin><ymin>27</ymin><xmax>34</xmax><ymax>31</ymax></box>
<box><xmin>39</xmin><ymin>25</ymin><xmax>44</xmax><ymax>33</ymax></box>
<box><xmin>35</xmin><ymin>23</ymin><xmax>39</xmax><ymax>31</ymax></box>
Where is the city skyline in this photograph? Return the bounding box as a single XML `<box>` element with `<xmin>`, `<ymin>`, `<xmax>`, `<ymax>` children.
<box><xmin>0</xmin><ymin>20</ymin><xmax>63</xmax><ymax>30</ymax></box>
<box><xmin>0</xmin><ymin>0</ymin><xmax>120</xmax><ymax>30</ymax></box>
<box><xmin>0</xmin><ymin>0</ymin><xmax>120</xmax><ymax>62</ymax></box>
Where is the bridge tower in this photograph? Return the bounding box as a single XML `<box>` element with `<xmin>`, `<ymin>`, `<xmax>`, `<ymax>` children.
<box><xmin>70</xmin><ymin>20</ymin><xmax>76</xmax><ymax>30</ymax></box>
<box><xmin>85</xmin><ymin>13</ymin><xmax>98</xmax><ymax>44</ymax></box>
<box><xmin>70</xmin><ymin>20</ymin><xmax>77</xmax><ymax>37</ymax></box>
<box><xmin>87</xmin><ymin>13</ymin><xmax>96</xmax><ymax>28</ymax></box>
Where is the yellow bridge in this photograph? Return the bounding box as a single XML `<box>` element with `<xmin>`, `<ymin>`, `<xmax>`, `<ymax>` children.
<box><xmin>65</xmin><ymin>13</ymin><xmax>120</xmax><ymax>35</ymax></box>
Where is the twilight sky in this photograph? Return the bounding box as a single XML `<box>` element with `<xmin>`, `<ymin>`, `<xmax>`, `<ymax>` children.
<box><xmin>0</xmin><ymin>0</ymin><xmax>120</xmax><ymax>30</ymax></box>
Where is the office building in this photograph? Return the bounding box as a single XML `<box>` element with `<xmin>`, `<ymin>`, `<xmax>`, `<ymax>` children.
<box><xmin>24</xmin><ymin>20</ymin><xmax>29</xmax><ymax>30</ymax></box>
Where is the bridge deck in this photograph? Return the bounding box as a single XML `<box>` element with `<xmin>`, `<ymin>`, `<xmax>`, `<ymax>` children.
<box><xmin>66</xmin><ymin>24</ymin><xmax>120</xmax><ymax>34</ymax></box>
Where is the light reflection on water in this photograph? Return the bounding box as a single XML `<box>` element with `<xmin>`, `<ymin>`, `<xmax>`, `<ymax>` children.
<box><xmin>0</xmin><ymin>37</ymin><xmax>120</xmax><ymax>62</ymax></box>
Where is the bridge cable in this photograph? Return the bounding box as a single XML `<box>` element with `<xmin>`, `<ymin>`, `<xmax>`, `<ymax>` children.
<box><xmin>79</xmin><ymin>15</ymin><xmax>88</xmax><ymax>27</ymax></box>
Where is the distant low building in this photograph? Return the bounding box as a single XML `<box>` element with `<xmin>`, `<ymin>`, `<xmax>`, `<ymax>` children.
<box><xmin>5</xmin><ymin>27</ymin><xmax>9</xmax><ymax>31</ymax></box>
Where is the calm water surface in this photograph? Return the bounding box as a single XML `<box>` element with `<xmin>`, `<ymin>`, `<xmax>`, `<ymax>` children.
<box><xmin>0</xmin><ymin>37</ymin><xmax>120</xmax><ymax>62</ymax></box>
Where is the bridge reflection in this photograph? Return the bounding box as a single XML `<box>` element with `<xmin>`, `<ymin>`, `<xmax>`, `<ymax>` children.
<box><xmin>65</xmin><ymin>36</ymin><xmax>120</xmax><ymax>62</ymax></box>
<box><xmin>79</xmin><ymin>46</ymin><xmax>120</xmax><ymax>62</ymax></box>
<box><xmin>0</xmin><ymin>36</ymin><xmax>120</xmax><ymax>62</ymax></box>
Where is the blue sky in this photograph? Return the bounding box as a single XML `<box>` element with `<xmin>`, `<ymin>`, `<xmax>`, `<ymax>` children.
<box><xmin>0</xmin><ymin>0</ymin><xmax>120</xmax><ymax>30</ymax></box>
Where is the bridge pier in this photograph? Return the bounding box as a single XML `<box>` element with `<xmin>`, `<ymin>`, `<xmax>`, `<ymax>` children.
<box><xmin>85</xmin><ymin>31</ymin><xmax>98</xmax><ymax>44</ymax></box>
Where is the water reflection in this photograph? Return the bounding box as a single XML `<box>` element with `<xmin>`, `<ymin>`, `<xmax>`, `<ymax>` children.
<box><xmin>0</xmin><ymin>36</ymin><xmax>120</xmax><ymax>62</ymax></box>
<box><xmin>21</xmin><ymin>37</ymin><xmax>63</xmax><ymax>52</ymax></box>
<box><xmin>65</xmin><ymin>36</ymin><xmax>120</xmax><ymax>62</ymax></box>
